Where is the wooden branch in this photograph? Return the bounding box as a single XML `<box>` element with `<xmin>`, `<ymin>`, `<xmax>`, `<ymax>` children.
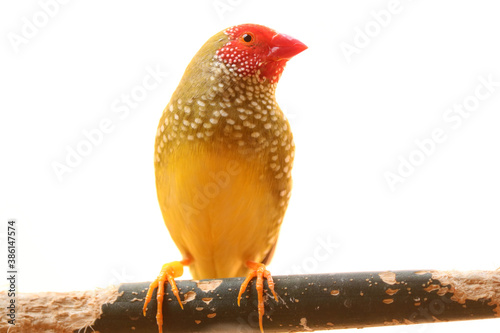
<box><xmin>2</xmin><ymin>270</ymin><xmax>499</xmax><ymax>332</ymax></box>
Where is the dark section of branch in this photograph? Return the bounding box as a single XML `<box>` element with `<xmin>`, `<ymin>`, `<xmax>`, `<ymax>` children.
<box><xmin>92</xmin><ymin>270</ymin><xmax>500</xmax><ymax>332</ymax></box>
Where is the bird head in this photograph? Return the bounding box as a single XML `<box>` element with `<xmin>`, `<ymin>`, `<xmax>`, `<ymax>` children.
<box><xmin>214</xmin><ymin>24</ymin><xmax>307</xmax><ymax>84</ymax></box>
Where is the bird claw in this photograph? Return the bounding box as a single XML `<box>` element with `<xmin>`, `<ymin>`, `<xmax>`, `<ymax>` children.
<box><xmin>237</xmin><ymin>261</ymin><xmax>278</xmax><ymax>333</ymax></box>
<box><xmin>143</xmin><ymin>261</ymin><xmax>186</xmax><ymax>333</ymax></box>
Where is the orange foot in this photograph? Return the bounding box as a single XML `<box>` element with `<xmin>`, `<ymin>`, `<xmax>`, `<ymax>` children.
<box><xmin>237</xmin><ymin>261</ymin><xmax>279</xmax><ymax>333</ymax></box>
<box><xmin>143</xmin><ymin>259</ymin><xmax>190</xmax><ymax>333</ymax></box>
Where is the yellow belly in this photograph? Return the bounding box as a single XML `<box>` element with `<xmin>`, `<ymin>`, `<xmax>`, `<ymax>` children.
<box><xmin>155</xmin><ymin>146</ymin><xmax>282</xmax><ymax>279</ymax></box>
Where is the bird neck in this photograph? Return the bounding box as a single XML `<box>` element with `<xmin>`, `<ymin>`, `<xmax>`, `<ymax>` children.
<box><xmin>210</xmin><ymin>57</ymin><xmax>278</xmax><ymax>97</ymax></box>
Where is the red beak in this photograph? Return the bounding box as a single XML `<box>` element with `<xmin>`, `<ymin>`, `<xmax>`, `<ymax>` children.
<box><xmin>268</xmin><ymin>33</ymin><xmax>308</xmax><ymax>61</ymax></box>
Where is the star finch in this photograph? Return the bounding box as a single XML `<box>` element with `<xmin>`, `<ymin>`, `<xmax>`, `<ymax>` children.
<box><xmin>143</xmin><ymin>23</ymin><xmax>307</xmax><ymax>332</ymax></box>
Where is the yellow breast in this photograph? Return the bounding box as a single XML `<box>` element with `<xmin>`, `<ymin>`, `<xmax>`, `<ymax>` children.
<box><xmin>156</xmin><ymin>145</ymin><xmax>286</xmax><ymax>279</ymax></box>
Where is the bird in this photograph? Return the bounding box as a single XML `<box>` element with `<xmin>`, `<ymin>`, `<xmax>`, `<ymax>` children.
<box><xmin>143</xmin><ymin>23</ymin><xmax>307</xmax><ymax>333</ymax></box>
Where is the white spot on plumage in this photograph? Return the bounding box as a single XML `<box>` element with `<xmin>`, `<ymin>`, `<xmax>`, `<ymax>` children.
<box><xmin>243</xmin><ymin>120</ymin><xmax>256</xmax><ymax>128</ymax></box>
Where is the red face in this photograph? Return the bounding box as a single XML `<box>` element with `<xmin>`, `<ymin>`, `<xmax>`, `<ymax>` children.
<box><xmin>215</xmin><ymin>24</ymin><xmax>307</xmax><ymax>83</ymax></box>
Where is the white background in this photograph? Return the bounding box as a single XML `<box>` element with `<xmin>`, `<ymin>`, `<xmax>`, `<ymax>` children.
<box><xmin>1</xmin><ymin>0</ymin><xmax>499</xmax><ymax>332</ymax></box>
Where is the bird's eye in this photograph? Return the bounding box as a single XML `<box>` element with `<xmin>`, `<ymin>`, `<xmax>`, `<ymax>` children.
<box><xmin>241</xmin><ymin>33</ymin><xmax>254</xmax><ymax>43</ymax></box>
